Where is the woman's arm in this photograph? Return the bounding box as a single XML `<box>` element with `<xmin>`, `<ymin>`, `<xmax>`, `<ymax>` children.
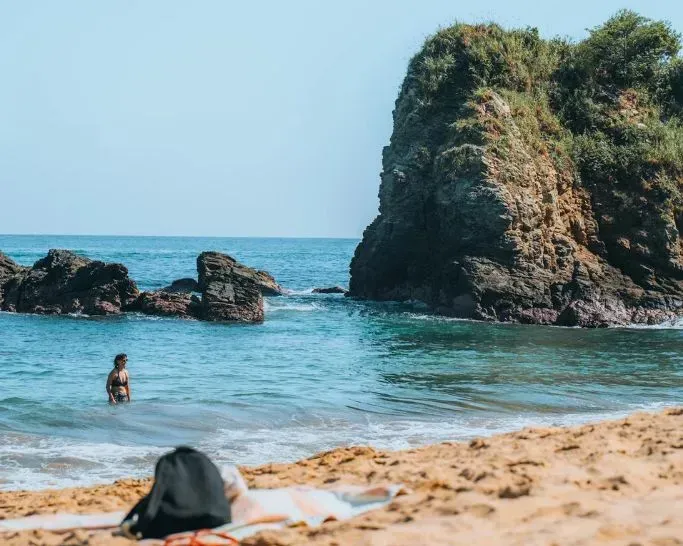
<box><xmin>125</xmin><ymin>372</ymin><xmax>131</xmax><ymax>401</ymax></box>
<box><xmin>106</xmin><ymin>371</ymin><xmax>116</xmax><ymax>404</ymax></box>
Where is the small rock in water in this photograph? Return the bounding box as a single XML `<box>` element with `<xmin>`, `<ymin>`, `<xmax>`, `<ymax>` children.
<box><xmin>312</xmin><ymin>286</ymin><xmax>348</xmax><ymax>294</ymax></box>
<box><xmin>160</xmin><ymin>278</ymin><xmax>200</xmax><ymax>293</ymax></box>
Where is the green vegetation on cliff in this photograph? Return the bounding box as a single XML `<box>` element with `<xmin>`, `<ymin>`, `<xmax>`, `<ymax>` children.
<box><xmin>401</xmin><ymin>9</ymin><xmax>683</xmax><ymax>272</ymax></box>
<box><xmin>408</xmin><ymin>11</ymin><xmax>683</xmax><ymax>212</ymax></box>
<box><xmin>350</xmin><ymin>11</ymin><xmax>683</xmax><ymax>326</ymax></box>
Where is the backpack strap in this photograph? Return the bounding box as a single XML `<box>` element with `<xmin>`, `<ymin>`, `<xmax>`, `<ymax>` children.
<box><xmin>163</xmin><ymin>529</ymin><xmax>239</xmax><ymax>545</ymax></box>
<box><xmin>121</xmin><ymin>456</ymin><xmax>170</xmax><ymax>539</ymax></box>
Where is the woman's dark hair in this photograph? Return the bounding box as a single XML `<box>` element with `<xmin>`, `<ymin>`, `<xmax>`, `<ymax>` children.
<box><xmin>114</xmin><ymin>353</ymin><xmax>128</xmax><ymax>367</ymax></box>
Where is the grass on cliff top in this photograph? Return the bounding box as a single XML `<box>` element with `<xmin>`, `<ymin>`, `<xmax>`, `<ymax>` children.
<box><xmin>407</xmin><ymin>23</ymin><xmax>567</xmax><ymax>102</ymax></box>
<box><xmin>403</xmin><ymin>10</ymin><xmax>683</xmax><ymax>221</ymax></box>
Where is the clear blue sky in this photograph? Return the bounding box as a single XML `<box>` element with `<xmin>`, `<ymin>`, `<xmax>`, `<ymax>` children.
<box><xmin>1</xmin><ymin>1</ymin><xmax>681</xmax><ymax>237</ymax></box>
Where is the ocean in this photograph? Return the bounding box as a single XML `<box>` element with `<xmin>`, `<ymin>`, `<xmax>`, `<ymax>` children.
<box><xmin>0</xmin><ymin>235</ymin><xmax>681</xmax><ymax>491</ymax></box>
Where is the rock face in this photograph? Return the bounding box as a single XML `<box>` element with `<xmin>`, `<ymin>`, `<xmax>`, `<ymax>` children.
<box><xmin>312</xmin><ymin>286</ymin><xmax>348</xmax><ymax>294</ymax></box>
<box><xmin>0</xmin><ymin>252</ymin><xmax>24</xmax><ymax>281</ymax></box>
<box><xmin>253</xmin><ymin>271</ymin><xmax>283</xmax><ymax>296</ymax></box>
<box><xmin>134</xmin><ymin>291</ymin><xmax>201</xmax><ymax>319</ymax></box>
<box><xmin>0</xmin><ymin>249</ymin><xmax>139</xmax><ymax>315</ymax></box>
<box><xmin>196</xmin><ymin>252</ymin><xmax>265</xmax><ymax>322</ymax></box>
<box><xmin>349</xmin><ymin>15</ymin><xmax>683</xmax><ymax>327</ymax></box>
<box><xmin>0</xmin><ymin>252</ymin><xmax>26</xmax><ymax>307</ymax></box>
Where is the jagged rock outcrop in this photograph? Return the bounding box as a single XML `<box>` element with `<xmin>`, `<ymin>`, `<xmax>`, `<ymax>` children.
<box><xmin>0</xmin><ymin>248</ymin><xmax>280</xmax><ymax>323</ymax></box>
<box><xmin>253</xmin><ymin>271</ymin><xmax>283</xmax><ymax>296</ymax></box>
<box><xmin>0</xmin><ymin>249</ymin><xmax>139</xmax><ymax>315</ymax></box>
<box><xmin>133</xmin><ymin>253</ymin><xmax>270</xmax><ymax>322</ymax></box>
<box><xmin>156</xmin><ymin>259</ymin><xmax>282</xmax><ymax>298</ymax></box>
<box><xmin>349</xmin><ymin>13</ymin><xmax>683</xmax><ymax>327</ymax></box>
<box><xmin>133</xmin><ymin>252</ymin><xmax>278</xmax><ymax>322</ymax></box>
<box><xmin>0</xmin><ymin>249</ymin><xmax>279</xmax><ymax>323</ymax></box>
<box><xmin>196</xmin><ymin>252</ymin><xmax>265</xmax><ymax>322</ymax></box>
<box><xmin>0</xmin><ymin>252</ymin><xmax>26</xmax><ymax>307</ymax></box>
<box><xmin>0</xmin><ymin>252</ymin><xmax>24</xmax><ymax>281</ymax></box>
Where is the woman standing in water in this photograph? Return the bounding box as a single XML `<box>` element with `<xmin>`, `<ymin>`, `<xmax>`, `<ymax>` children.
<box><xmin>106</xmin><ymin>353</ymin><xmax>131</xmax><ymax>404</ymax></box>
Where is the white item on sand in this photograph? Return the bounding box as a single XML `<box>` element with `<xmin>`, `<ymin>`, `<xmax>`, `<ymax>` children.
<box><xmin>0</xmin><ymin>511</ymin><xmax>126</xmax><ymax>532</ymax></box>
<box><xmin>0</xmin><ymin>465</ymin><xmax>406</xmax><ymax>542</ymax></box>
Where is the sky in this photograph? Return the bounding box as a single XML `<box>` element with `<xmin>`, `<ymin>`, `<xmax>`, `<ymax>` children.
<box><xmin>1</xmin><ymin>1</ymin><xmax>682</xmax><ymax>238</ymax></box>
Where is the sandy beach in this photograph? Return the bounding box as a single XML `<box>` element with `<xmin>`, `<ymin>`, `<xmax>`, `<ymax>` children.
<box><xmin>0</xmin><ymin>407</ymin><xmax>681</xmax><ymax>545</ymax></box>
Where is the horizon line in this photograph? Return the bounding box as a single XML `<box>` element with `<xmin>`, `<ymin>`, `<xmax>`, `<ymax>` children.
<box><xmin>0</xmin><ymin>232</ymin><xmax>361</xmax><ymax>240</ymax></box>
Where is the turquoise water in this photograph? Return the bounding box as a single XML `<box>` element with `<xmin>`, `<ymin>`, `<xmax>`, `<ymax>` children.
<box><xmin>1</xmin><ymin>235</ymin><xmax>682</xmax><ymax>490</ymax></box>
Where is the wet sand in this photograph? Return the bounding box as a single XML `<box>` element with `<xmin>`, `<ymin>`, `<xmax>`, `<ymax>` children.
<box><xmin>1</xmin><ymin>407</ymin><xmax>682</xmax><ymax>545</ymax></box>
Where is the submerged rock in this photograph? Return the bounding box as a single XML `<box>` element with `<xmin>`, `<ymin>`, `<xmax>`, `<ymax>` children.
<box><xmin>160</xmin><ymin>278</ymin><xmax>200</xmax><ymax>294</ymax></box>
<box><xmin>349</xmin><ymin>17</ymin><xmax>683</xmax><ymax>327</ymax></box>
<box><xmin>312</xmin><ymin>286</ymin><xmax>348</xmax><ymax>294</ymax></box>
<box><xmin>0</xmin><ymin>249</ymin><xmax>139</xmax><ymax>315</ymax></box>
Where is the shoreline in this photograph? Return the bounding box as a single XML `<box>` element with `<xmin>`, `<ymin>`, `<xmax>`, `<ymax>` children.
<box><xmin>2</xmin><ymin>403</ymin><xmax>678</xmax><ymax>493</ymax></box>
<box><xmin>1</xmin><ymin>407</ymin><xmax>682</xmax><ymax>545</ymax></box>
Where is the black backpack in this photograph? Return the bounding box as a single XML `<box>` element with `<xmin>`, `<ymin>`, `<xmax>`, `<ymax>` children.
<box><xmin>121</xmin><ymin>446</ymin><xmax>231</xmax><ymax>539</ymax></box>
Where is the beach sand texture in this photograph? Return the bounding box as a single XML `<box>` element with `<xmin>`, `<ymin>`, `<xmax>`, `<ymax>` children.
<box><xmin>1</xmin><ymin>407</ymin><xmax>681</xmax><ymax>545</ymax></box>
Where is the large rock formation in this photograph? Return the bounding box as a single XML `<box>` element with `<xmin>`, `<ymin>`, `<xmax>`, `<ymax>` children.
<box><xmin>350</xmin><ymin>12</ymin><xmax>683</xmax><ymax>327</ymax></box>
<box><xmin>195</xmin><ymin>252</ymin><xmax>265</xmax><ymax>322</ymax></box>
<box><xmin>0</xmin><ymin>249</ymin><xmax>139</xmax><ymax>315</ymax></box>
<box><xmin>0</xmin><ymin>249</ymin><xmax>279</xmax><ymax>323</ymax></box>
<box><xmin>0</xmin><ymin>248</ymin><xmax>280</xmax><ymax>323</ymax></box>
<box><xmin>131</xmin><ymin>252</ymin><xmax>277</xmax><ymax>322</ymax></box>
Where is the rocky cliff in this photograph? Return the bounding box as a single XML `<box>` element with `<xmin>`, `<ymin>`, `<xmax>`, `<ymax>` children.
<box><xmin>349</xmin><ymin>11</ymin><xmax>683</xmax><ymax>326</ymax></box>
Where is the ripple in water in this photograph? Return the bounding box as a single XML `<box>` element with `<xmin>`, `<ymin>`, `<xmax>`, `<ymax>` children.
<box><xmin>0</xmin><ymin>235</ymin><xmax>681</xmax><ymax>490</ymax></box>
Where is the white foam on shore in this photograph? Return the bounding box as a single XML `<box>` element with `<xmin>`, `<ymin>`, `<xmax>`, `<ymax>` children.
<box><xmin>1</xmin><ymin>401</ymin><xmax>675</xmax><ymax>491</ymax></box>
<box><xmin>201</xmin><ymin>401</ymin><xmax>676</xmax><ymax>468</ymax></box>
<box><xmin>619</xmin><ymin>317</ymin><xmax>683</xmax><ymax>330</ymax></box>
<box><xmin>0</xmin><ymin>432</ymin><xmax>166</xmax><ymax>491</ymax></box>
<box><xmin>280</xmin><ymin>288</ymin><xmax>316</xmax><ymax>296</ymax></box>
<box><xmin>402</xmin><ymin>311</ymin><xmax>683</xmax><ymax>330</ymax></box>
<box><xmin>264</xmin><ymin>300</ymin><xmax>322</xmax><ymax>313</ymax></box>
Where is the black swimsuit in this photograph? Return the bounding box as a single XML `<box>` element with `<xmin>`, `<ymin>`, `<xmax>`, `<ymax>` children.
<box><xmin>112</xmin><ymin>371</ymin><xmax>128</xmax><ymax>388</ymax></box>
<box><xmin>111</xmin><ymin>371</ymin><xmax>128</xmax><ymax>403</ymax></box>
